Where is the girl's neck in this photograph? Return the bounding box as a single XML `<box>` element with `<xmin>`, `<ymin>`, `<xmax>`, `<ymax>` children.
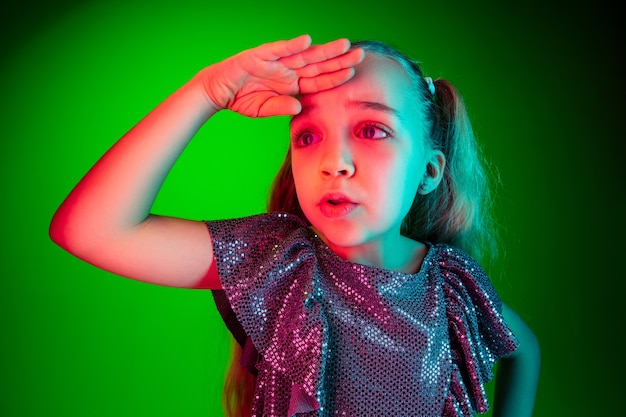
<box><xmin>316</xmin><ymin>229</ymin><xmax>428</xmax><ymax>274</ymax></box>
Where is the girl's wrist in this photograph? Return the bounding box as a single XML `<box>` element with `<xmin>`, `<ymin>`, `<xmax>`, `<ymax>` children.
<box><xmin>189</xmin><ymin>64</ymin><xmax>234</xmax><ymax>115</ymax></box>
<box><xmin>171</xmin><ymin>68</ymin><xmax>221</xmax><ymax>119</ymax></box>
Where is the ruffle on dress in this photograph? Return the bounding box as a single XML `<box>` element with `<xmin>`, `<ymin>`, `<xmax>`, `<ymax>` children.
<box><xmin>207</xmin><ymin>213</ymin><xmax>518</xmax><ymax>417</ymax></box>
<box><xmin>438</xmin><ymin>245</ymin><xmax>519</xmax><ymax>416</ymax></box>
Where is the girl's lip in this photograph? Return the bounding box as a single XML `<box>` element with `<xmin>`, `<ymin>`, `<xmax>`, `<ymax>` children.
<box><xmin>318</xmin><ymin>192</ymin><xmax>356</xmax><ymax>206</ymax></box>
<box><xmin>318</xmin><ymin>193</ymin><xmax>358</xmax><ymax>218</ymax></box>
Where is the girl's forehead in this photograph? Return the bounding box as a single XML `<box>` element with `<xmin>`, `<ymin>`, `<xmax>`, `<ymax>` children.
<box><xmin>298</xmin><ymin>55</ymin><xmax>415</xmax><ymax>113</ymax></box>
<box><xmin>355</xmin><ymin>53</ymin><xmax>410</xmax><ymax>79</ymax></box>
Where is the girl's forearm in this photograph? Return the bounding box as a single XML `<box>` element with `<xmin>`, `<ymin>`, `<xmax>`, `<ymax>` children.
<box><xmin>49</xmin><ymin>37</ymin><xmax>363</xmax><ymax>287</ymax></box>
<box><xmin>50</xmin><ymin>75</ymin><xmax>218</xmax><ymax>251</ymax></box>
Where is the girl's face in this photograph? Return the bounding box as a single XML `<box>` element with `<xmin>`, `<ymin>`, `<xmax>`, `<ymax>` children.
<box><xmin>290</xmin><ymin>54</ymin><xmax>434</xmax><ymax>255</ymax></box>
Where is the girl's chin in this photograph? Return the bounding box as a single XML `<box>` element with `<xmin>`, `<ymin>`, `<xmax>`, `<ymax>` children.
<box><xmin>310</xmin><ymin>224</ymin><xmax>368</xmax><ymax>250</ymax></box>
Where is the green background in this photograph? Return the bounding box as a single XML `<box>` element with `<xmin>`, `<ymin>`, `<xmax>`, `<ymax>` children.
<box><xmin>1</xmin><ymin>0</ymin><xmax>622</xmax><ymax>415</ymax></box>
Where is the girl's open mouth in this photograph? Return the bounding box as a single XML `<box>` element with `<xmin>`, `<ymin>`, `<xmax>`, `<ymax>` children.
<box><xmin>319</xmin><ymin>193</ymin><xmax>358</xmax><ymax>218</ymax></box>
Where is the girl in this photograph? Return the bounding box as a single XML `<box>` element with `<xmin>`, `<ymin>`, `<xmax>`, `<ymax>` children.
<box><xmin>50</xmin><ymin>35</ymin><xmax>540</xmax><ymax>416</ymax></box>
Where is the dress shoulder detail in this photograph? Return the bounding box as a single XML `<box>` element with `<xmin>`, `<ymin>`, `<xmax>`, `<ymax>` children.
<box><xmin>435</xmin><ymin>244</ymin><xmax>519</xmax><ymax>415</ymax></box>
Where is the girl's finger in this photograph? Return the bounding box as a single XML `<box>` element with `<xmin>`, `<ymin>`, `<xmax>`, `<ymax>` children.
<box><xmin>295</xmin><ymin>48</ymin><xmax>365</xmax><ymax>78</ymax></box>
<box><xmin>298</xmin><ymin>67</ymin><xmax>356</xmax><ymax>94</ymax></box>
<box><xmin>279</xmin><ymin>38</ymin><xmax>351</xmax><ymax>69</ymax></box>
<box><xmin>258</xmin><ymin>95</ymin><xmax>302</xmax><ymax>117</ymax></box>
<box><xmin>254</xmin><ymin>34</ymin><xmax>312</xmax><ymax>61</ymax></box>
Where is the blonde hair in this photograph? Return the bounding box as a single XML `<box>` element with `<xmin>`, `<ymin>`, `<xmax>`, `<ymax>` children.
<box><xmin>224</xmin><ymin>40</ymin><xmax>499</xmax><ymax>416</ymax></box>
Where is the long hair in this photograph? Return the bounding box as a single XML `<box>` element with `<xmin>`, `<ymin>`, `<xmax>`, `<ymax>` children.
<box><xmin>269</xmin><ymin>40</ymin><xmax>498</xmax><ymax>264</ymax></box>
<box><xmin>224</xmin><ymin>40</ymin><xmax>499</xmax><ymax>416</ymax></box>
<box><xmin>222</xmin><ymin>343</ymin><xmax>254</xmax><ymax>417</ymax></box>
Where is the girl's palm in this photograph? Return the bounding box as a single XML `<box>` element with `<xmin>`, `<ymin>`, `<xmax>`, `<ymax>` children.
<box><xmin>203</xmin><ymin>35</ymin><xmax>365</xmax><ymax>117</ymax></box>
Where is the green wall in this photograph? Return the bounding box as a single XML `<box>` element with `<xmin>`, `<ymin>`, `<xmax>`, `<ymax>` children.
<box><xmin>1</xmin><ymin>0</ymin><xmax>622</xmax><ymax>415</ymax></box>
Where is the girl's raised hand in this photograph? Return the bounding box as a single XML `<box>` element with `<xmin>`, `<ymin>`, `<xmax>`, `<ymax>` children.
<box><xmin>199</xmin><ymin>35</ymin><xmax>365</xmax><ymax>117</ymax></box>
<box><xmin>49</xmin><ymin>35</ymin><xmax>362</xmax><ymax>290</ymax></box>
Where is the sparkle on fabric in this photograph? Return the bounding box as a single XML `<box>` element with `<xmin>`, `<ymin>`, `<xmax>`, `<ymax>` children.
<box><xmin>207</xmin><ymin>213</ymin><xmax>518</xmax><ymax>417</ymax></box>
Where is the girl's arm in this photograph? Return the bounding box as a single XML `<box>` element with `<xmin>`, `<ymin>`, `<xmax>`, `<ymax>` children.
<box><xmin>49</xmin><ymin>35</ymin><xmax>364</xmax><ymax>289</ymax></box>
<box><xmin>493</xmin><ymin>304</ymin><xmax>541</xmax><ymax>417</ymax></box>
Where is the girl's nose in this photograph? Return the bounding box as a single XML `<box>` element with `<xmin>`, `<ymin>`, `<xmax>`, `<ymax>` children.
<box><xmin>319</xmin><ymin>136</ymin><xmax>355</xmax><ymax>178</ymax></box>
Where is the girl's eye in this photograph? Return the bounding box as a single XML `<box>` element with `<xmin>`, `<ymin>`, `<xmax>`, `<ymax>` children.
<box><xmin>358</xmin><ymin>124</ymin><xmax>391</xmax><ymax>140</ymax></box>
<box><xmin>293</xmin><ymin>131</ymin><xmax>321</xmax><ymax>148</ymax></box>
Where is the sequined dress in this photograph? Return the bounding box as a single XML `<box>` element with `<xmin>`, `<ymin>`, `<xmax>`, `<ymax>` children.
<box><xmin>206</xmin><ymin>213</ymin><xmax>518</xmax><ymax>417</ymax></box>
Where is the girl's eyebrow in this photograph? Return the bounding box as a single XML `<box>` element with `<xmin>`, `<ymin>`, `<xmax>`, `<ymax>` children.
<box><xmin>292</xmin><ymin>100</ymin><xmax>400</xmax><ymax>123</ymax></box>
<box><xmin>347</xmin><ymin>100</ymin><xmax>400</xmax><ymax>117</ymax></box>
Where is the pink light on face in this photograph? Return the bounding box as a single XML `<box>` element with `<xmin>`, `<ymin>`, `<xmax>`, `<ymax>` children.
<box><xmin>318</xmin><ymin>192</ymin><xmax>359</xmax><ymax>218</ymax></box>
<box><xmin>290</xmin><ymin>54</ymin><xmax>431</xmax><ymax>260</ymax></box>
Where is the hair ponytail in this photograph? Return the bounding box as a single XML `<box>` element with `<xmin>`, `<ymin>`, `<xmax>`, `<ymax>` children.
<box><xmin>267</xmin><ymin>148</ymin><xmax>306</xmax><ymax>220</ymax></box>
<box><xmin>402</xmin><ymin>77</ymin><xmax>497</xmax><ymax>266</ymax></box>
<box><xmin>222</xmin><ymin>343</ymin><xmax>255</xmax><ymax>417</ymax></box>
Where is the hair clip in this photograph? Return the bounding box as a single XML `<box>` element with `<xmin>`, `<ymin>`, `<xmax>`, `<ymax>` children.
<box><xmin>424</xmin><ymin>77</ymin><xmax>435</xmax><ymax>96</ymax></box>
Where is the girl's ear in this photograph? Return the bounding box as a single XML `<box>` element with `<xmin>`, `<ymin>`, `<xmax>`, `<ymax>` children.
<box><xmin>418</xmin><ymin>151</ymin><xmax>446</xmax><ymax>195</ymax></box>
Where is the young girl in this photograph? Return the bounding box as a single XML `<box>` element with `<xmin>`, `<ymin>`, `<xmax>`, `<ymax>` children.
<box><xmin>50</xmin><ymin>35</ymin><xmax>540</xmax><ymax>416</ymax></box>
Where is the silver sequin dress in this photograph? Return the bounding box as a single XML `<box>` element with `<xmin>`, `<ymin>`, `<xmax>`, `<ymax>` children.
<box><xmin>207</xmin><ymin>213</ymin><xmax>518</xmax><ymax>417</ymax></box>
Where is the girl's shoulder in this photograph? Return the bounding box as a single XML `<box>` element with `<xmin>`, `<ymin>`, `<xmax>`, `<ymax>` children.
<box><xmin>206</xmin><ymin>212</ymin><xmax>308</xmax><ymax>247</ymax></box>
<box><xmin>206</xmin><ymin>212</ymin><xmax>307</xmax><ymax>233</ymax></box>
<box><xmin>423</xmin><ymin>242</ymin><xmax>506</xmax><ymax>319</ymax></box>
<box><xmin>425</xmin><ymin>242</ymin><xmax>490</xmax><ymax>285</ymax></box>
